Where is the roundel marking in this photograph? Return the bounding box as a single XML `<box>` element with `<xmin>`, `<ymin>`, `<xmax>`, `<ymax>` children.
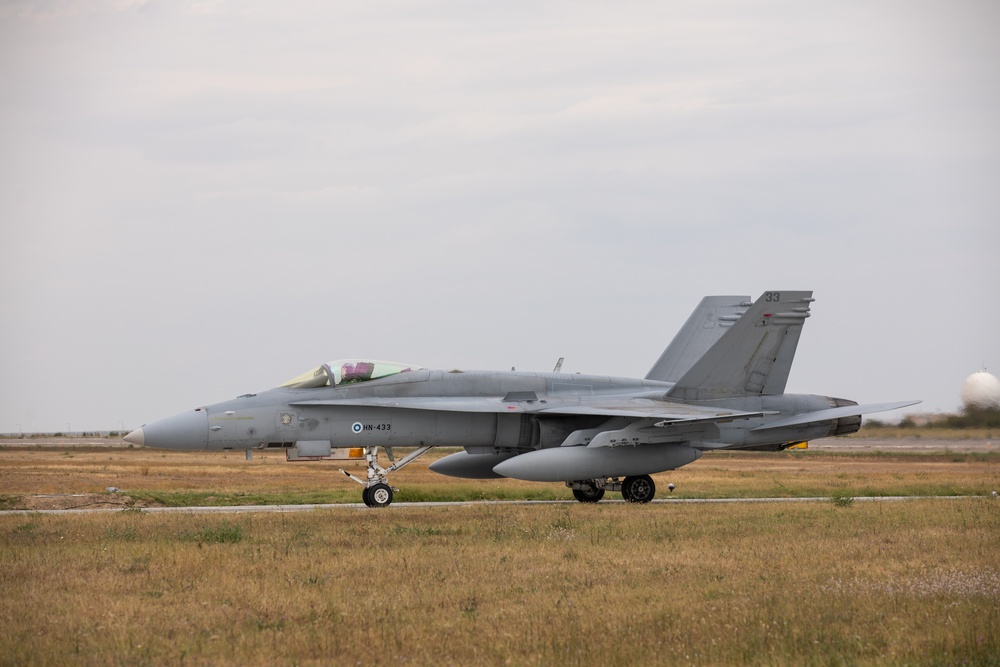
<box><xmin>352</xmin><ymin>422</ymin><xmax>363</xmax><ymax>434</ymax></box>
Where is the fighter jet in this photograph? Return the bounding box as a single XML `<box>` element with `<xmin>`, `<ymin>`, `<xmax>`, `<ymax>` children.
<box><xmin>124</xmin><ymin>291</ymin><xmax>918</xmax><ymax>507</ymax></box>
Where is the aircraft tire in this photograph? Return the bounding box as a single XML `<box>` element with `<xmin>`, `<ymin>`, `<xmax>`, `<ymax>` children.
<box><xmin>572</xmin><ymin>483</ymin><xmax>605</xmax><ymax>503</ymax></box>
<box><xmin>368</xmin><ymin>483</ymin><xmax>393</xmax><ymax>508</ymax></box>
<box><xmin>362</xmin><ymin>487</ymin><xmax>373</xmax><ymax>507</ymax></box>
<box><xmin>622</xmin><ymin>475</ymin><xmax>655</xmax><ymax>503</ymax></box>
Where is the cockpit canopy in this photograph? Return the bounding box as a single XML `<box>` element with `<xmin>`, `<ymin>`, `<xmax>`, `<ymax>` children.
<box><xmin>280</xmin><ymin>359</ymin><xmax>424</xmax><ymax>389</ymax></box>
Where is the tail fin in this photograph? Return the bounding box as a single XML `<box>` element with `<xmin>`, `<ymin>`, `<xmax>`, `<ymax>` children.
<box><xmin>667</xmin><ymin>291</ymin><xmax>813</xmax><ymax>400</ymax></box>
<box><xmin>645</xmin><ymin>295</ymin><xmax>751</xmax><ymax>383</ymax></box>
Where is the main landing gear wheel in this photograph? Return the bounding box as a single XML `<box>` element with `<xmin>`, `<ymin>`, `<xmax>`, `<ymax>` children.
<box><xmin>572</xmin><ymin>482</ymin><xmax>605</xmax><ymax>503</ymax></box>
<box><xmin>621</xmin><ymin>475</ymin><xmax>655</xmax><ymax>503</ymax></box>
<box><xmin>364</xmin><ymin>483</ymin><xmax>393</xmax><ymax>508</ymax></box>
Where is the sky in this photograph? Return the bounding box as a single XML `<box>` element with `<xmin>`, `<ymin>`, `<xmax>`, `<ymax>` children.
<box><xmin>1</xmin><ymin>0</ymin><xmax>998</xmax><ymax>433</ymax></box>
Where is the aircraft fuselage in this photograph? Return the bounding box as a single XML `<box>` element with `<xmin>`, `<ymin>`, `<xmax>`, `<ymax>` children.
<box><xmin>125</xmin><ymin>291</ymin><xmax>918</xmax><ymax>506</ymax></box>
<box><xmin>138</xmin><ymin>369</ymin><xmax>855</xmax><ymax>456</ymax></box>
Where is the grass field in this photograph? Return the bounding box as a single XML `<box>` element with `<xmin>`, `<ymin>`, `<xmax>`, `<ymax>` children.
<box><xmin>1</xmin><ymin>441</ymin><xmax>998</xmax><ymax>509</ymax></box>
<box><xmin>3</xmin><ymin>499</ymin><xmax>999</xmax><ymax>666</ymax></box>
<box><xmin>2</xmin><ymin>440</ymin><xmax>999</xmax><ymax>665</ymax></box>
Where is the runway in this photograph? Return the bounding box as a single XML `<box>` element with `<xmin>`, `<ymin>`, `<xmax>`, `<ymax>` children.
<box><xmin>1</xmin><ymin>495</ymin><xmax>990</xmax><ymax>516</ymax></box>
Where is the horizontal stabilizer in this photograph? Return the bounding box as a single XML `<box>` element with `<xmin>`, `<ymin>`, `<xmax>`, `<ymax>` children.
<box><xmin>752</xmin><ymin>400</ymin><xmax>922</xmax><ymax>431</ymax></box>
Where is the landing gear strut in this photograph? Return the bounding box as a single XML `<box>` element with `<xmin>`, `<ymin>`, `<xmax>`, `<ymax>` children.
<box><xmin>341</xmin><ymin>445</ymin><xmax>433</xmax><ymax>508</ymax></box>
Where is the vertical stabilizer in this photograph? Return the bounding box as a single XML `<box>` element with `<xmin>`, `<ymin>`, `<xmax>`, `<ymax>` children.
<box><xmin>645</xmin><ymin>295</ymin><xmax>751</xmax><ymax>383</ymax></box>
<box><xmin>667</xmin><ymin>291</ymin><xmax>813</xmax><ymax>400</ymax></box>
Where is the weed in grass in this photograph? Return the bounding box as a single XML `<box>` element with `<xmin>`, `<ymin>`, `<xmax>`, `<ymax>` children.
<box><xmin>831</xmin><ymin>494</ymin><xmax>854</xmax><ymax>507</ymax></box>
<box><xmin>390</xmin><ymin>525</ymin><xmax>462</xmax><ymax>537</ymax></box>
<box><xmin>12</xmin><ymin>521</ymin><xmax>38</xmax><ymax>535</ymax></box>
<box><xmin>178</xmin><ymin>521</ymin><xmax>245</xmax><ymax>544</ymax></box>
<box><xmin>301</xmin><ymin>573</ymin><xmax>328</xmax><ymax>587</ymax></box>
<box><xmin>103</xmin><ymin>521</ymin><xmax>138</xmax><ymax>542</ymax></box>
<box><xmin>460</xmin><ymin>595</ymin><xmax>479</xmax><ymax>614</ymax></box>
<box><xmin>121</xmin><ymin>553</ymin><xmax>151</xmax><ymax>575</ymax></box>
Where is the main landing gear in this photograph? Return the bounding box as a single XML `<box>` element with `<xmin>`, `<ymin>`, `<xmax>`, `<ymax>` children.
<box><xmin>621</xmin><ymin>475</ymin><xmax>656</xmax><ymax>503</ymax></box>
<box><xmin>341</xmin><ymin>445</ymin><xmax>434</xmax><ymax>508</ymax></box>
<box><xmin>567</xmin><ymin>474</ymin><xmax>659</xmax><ymax>504</ymax></box>
<box><xmin>571</xmin><ymin>482</ymin><xmax>605</xmax><ymax>503</ymax></box>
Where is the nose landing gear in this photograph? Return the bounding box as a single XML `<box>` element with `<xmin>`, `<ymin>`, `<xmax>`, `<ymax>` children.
<box><xmin>341</xmin><ymin>445</ymin><xmax>433</xmax><ymax>508</ymax></box>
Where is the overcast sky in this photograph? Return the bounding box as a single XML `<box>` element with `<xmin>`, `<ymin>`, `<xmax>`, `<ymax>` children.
<box><xmin>1</xmin><ymin>0</ymin><xmax>997</xmax><ymax>433</ymax></box>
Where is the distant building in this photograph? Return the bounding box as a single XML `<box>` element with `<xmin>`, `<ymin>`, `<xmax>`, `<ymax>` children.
<box><xmin>961</xmin><ymin>371</ymin><xmax>1000</xmax><ymax>410</ymax></box>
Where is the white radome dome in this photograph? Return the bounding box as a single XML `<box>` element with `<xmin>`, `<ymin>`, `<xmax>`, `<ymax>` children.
<box><xmin>961</xmin><ymin>371</ymin><xmax>1000</xmax><ymax>409</ymax></box>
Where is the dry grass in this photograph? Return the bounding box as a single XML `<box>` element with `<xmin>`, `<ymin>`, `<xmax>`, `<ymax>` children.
<box><xmin>2</xmin><ymin>500</ymin><xmax>999</xmax><ymax>666</ymax></box>
<box><xmin>2</xmin><ymin>442</ymin><xmax>999</xmax><ymax>665</ymax></box>
<box><xmin>0</xmin><ymin>444</ymin><xmax>998</xmax><ymax>506</ymax></box>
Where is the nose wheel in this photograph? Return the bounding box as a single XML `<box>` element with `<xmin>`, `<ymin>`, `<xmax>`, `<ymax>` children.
<box><xmin>363</xmin><ymin>483</ymin><xmax>393</xmax><ymax>508</ymax></box>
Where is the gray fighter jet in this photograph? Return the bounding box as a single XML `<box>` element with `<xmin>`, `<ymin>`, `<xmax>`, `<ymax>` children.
<box><xmin>124</xmin><ymin>291</ymin><xmax>918</xmax><ymax>507</ymax></box>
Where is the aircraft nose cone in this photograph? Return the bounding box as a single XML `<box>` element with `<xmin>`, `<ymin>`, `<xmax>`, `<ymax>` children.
<box><xmin>136</xmin><ymin>409</ymin><xmax>209</xmax><ymax>450</ymax></box>
<box><xmin>123</xmin><ymin>428</ymin><xmax>145</xmax><ymax>446</ymax></box>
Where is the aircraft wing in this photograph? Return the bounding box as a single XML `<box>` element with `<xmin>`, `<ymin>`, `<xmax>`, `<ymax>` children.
<box><xmin>289</xmin><ymin>396</ymin><xmax>770</xmax><ymax>425</ymax></box>
<box><xmin>289</xmin><ymin>397</ymin><xmax>524</xmax><ymax>412</ymax></box>
<box><xmin>536</xmin><ymin>401</ymin><xmax>771</xmax><ymax>425</ymax></box>
<box><xmin>752</xmin><ymin>400</ymin><xmax>921</xmax><ymax>431</ymax></box>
